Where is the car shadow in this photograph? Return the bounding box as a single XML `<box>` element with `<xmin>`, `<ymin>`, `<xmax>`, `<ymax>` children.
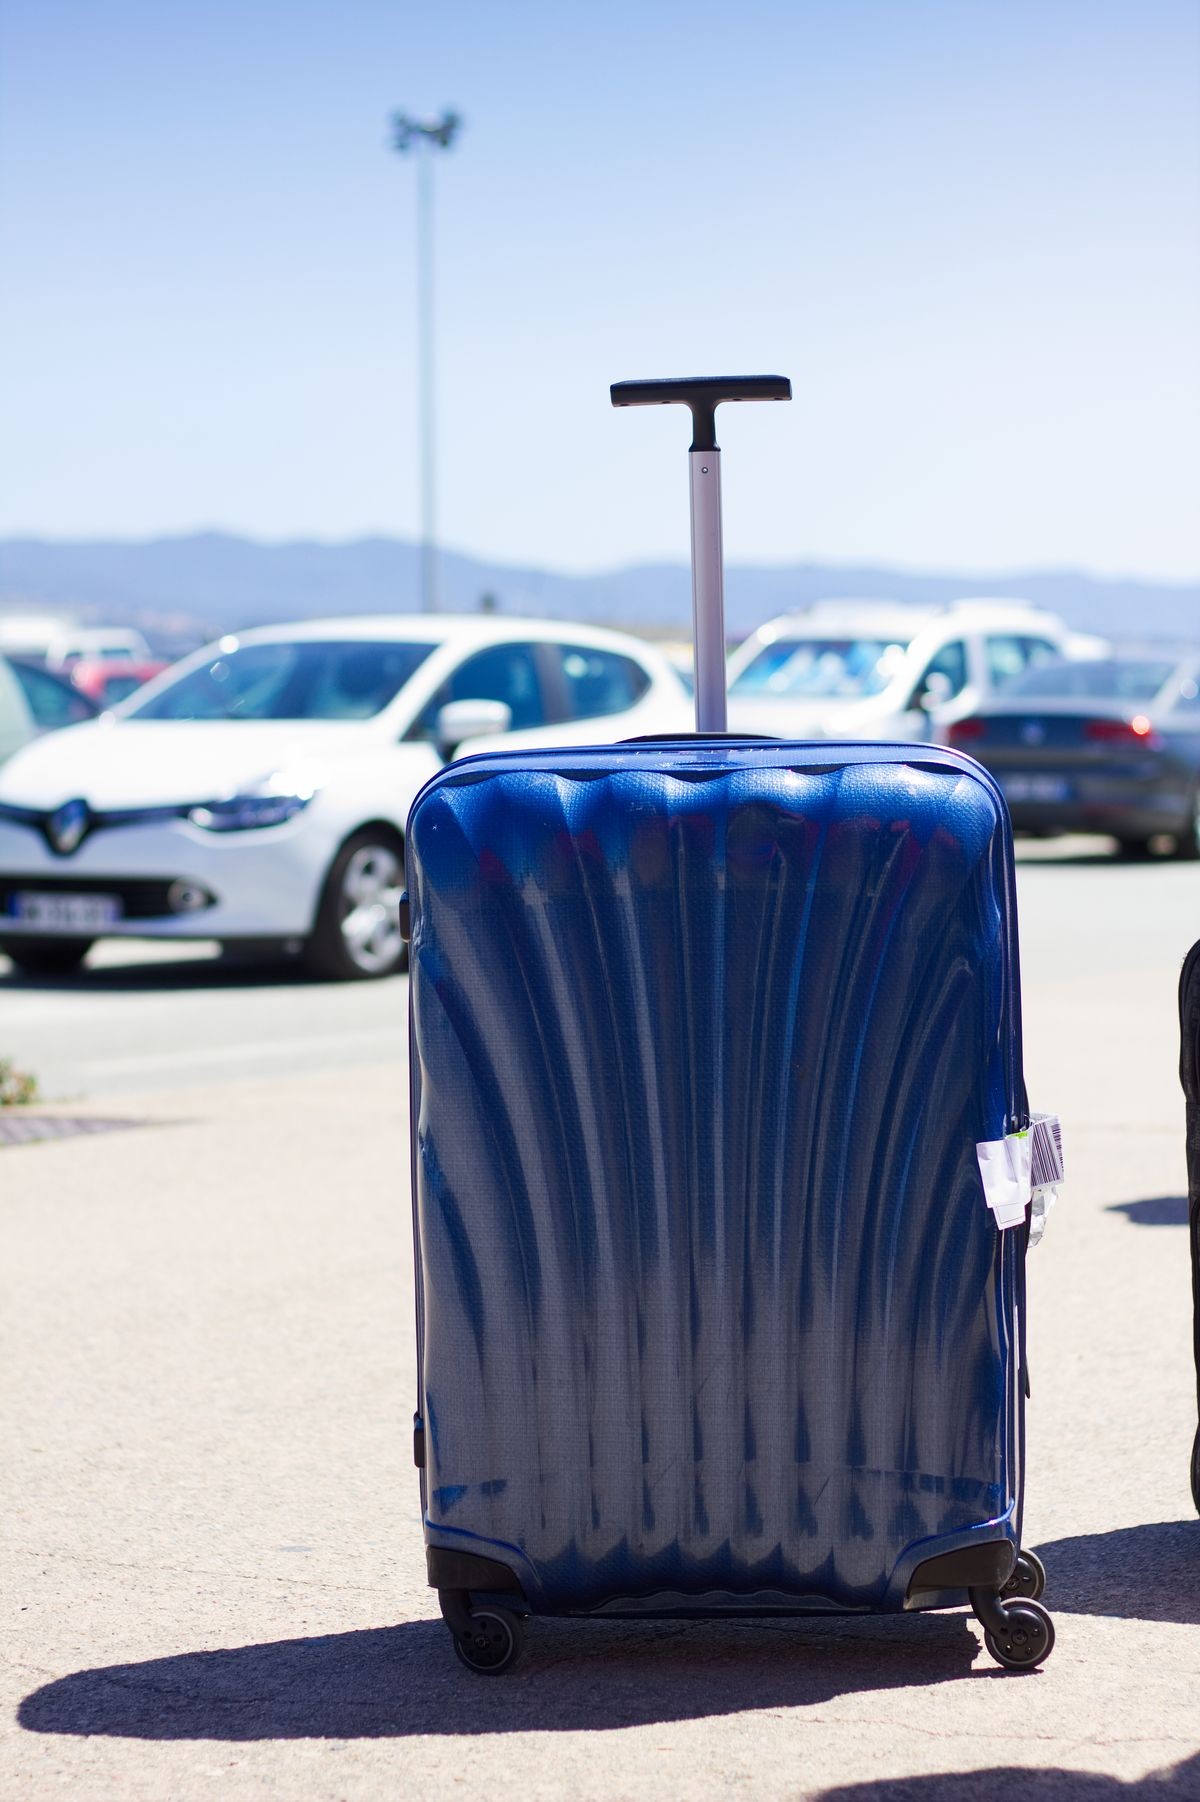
<box><xmin>815</xmin><ymin>1752</ymin><xmax>1200</xmax><ymax>1799</ymax></box>
<box><xmin>1033</xmin><ymin>1521</ymin><xmax>1200</xmax><ymax>1624</ymax></box>
<box><xmin>0</xmin><ymin>952</ymin><xmax>364</xmax><ymax>994</ymax></box>
<box><xmin>1107</xmin><ymin>1196</ymin><xmax>1190</xmax><ymax>1227</ymax></box>
<box><xmin>19</xmin><ymin>1611</ymin><xmax>987</xmax><ymax>1742</ymax></box>
<box><xmin>0</xmin><ymin>946</ymin><xmax>411</xmax><ymax>993</ymax></box>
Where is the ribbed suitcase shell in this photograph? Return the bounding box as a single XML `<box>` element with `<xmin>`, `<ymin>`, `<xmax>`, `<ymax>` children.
<box><xmin>408</xmin><ymin>739</ymin><xmax>1027</xmax><ymax>1616</ymax></box>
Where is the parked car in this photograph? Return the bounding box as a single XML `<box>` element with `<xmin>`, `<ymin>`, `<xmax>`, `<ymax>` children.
<box><xmin>0</xmin><ymin>615</ymin><xmax>691</xmax><ymax>979</ymax></box>
<box><xmin>0</xmin><ymin>655</ymin><xmax>97</xmax><ymax>765</ymax></box>
<box><xmin>69</xmin><ymin>657</ymin><xmax>170</xmax><ymax>709</ymax></box>
<box><xmin>725</xmin><ymin>599</ymin><xmax>1091</xmax><ymax>741</ymax></box>
<box><xmin>0</xmin><ymin>614</ymin><xmax>77</xmax><ymax>662</ymax></box>
<box><xmin>44</xmin><ymin>626</ymin><xmax>152</xmax><ymax>670</ymax></box>
<box><xmin>942</xmin><ymin>654</ymin><xmax>1200</xmax><ymax>857</ymax></box>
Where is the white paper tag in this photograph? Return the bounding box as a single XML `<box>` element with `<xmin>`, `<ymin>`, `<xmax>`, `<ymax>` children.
<box><xmin>976</xmin><ymin>1132</ymin><xmax>1033</xmax><ymax>1230</ymax></box>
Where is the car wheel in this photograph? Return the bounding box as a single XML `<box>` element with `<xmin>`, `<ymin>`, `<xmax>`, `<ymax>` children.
<box><xmin>1174</xmin><ymin>789</ymin><xmax>1200</xmax><ymax>861</ymax></box>
<box><xmin>1115</xmin><ymin>836</ymin><xmax>1154</xmax><ymax>861</ymax></box>
<box><xmin>304</xmin><ymin>830</ymin><xmax>407</xmax><ymax>980</ymax></box>
<box><xmin>0</xmin><ymin>937</ymin><xmax>94</xmax><ymax>975</ymax></box>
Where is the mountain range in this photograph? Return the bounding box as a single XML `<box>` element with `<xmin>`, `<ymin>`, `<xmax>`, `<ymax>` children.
<box><xmin>1</xmin><ymin>532</ymin><xmax>1197</xmax><ymax>652</ymax></box>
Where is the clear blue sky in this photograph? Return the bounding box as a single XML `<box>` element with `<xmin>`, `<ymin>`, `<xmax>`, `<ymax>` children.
<box><xmin>2</xmin><ymin>0</ymin><xmax>1198</xmax><ymax>579</ymax></box>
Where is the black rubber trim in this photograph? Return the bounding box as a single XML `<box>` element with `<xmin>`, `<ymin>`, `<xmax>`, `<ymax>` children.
<box><xmin>620</xmin><ymin>733</ymin><xmax>777</xmax><ymax>744</ymax></box>
<box><xmin>0</xmin><ymin>876</ymin><xmax>216</xmax><ymax>920</ymax></box>
<box><xmin>0</xmin><ymin>798</ymin><xmax>194</xmax><ymax>857</ymax></box>
<box><xmin>1180</xmin><ymin>939</ymin><xmax>1200</xmax><ymax>1513</ymax></box>
<box><xmin>906</xmin><ymin>1540</ymin><xmax>1016</xmax><ymax>1598</ymax></box>
<box><xmin>610</xmin><ymin>375</ymin><xmax>791</xmax><ymax>450</ymax></box>
<box><xmin>426</xmin><ymin>1547</ymin><xmax>524</xmax><ymax>1596</ymax></box>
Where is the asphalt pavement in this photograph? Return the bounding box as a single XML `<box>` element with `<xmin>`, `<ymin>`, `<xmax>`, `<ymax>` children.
<box><xmin>0</xmin><ymin>940</ymin><xmax>406</xmax><ymax>1100</ymax></box>
<box><xmin>3</xmin><ymin>836</ymin><xmax>1200</xmax><ymax>1800</ymax></box>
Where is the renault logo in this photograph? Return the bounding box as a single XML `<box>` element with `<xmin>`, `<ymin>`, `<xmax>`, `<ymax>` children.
<box><xmin>45</xmin><ymin>798</ymin><xmax>90</xmax><ymax>855</ymax></box>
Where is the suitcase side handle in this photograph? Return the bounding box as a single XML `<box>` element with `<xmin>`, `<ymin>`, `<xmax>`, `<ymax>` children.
<box><xmin>610</xmin><ymin>374</ymin><xmax>791</xmax><ymax>451</ymax></box>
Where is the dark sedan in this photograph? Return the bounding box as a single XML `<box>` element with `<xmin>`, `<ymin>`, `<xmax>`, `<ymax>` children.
<box><xmin>942</xmin><ymin>655</ymin><xmax>1200</xmax><ymax>858</ymax></box>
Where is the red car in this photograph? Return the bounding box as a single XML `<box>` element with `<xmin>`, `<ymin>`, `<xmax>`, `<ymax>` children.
<box><xmin>69</xmin><ymin>658</ymin><xmax>169</xmax><ymax>709</ymax></box>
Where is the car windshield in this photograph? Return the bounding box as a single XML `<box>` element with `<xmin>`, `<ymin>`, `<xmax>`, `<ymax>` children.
<box><xmin>125</xmin><ymin>639</ymin><xmax>435</xmax><ymax>722</ymax></box>
<box><xmin>1000</xmin><ymin>658</ymin><xmax>1176</xmax><ymax>702</ymax></box>
<box><xmin>729</xmin><ymin>636</ymin><xmax>909</xmax><ymax>700</ymax></box>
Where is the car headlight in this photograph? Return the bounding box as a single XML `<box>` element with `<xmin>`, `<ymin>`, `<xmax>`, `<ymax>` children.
<box><xmin>189</xmin><ymin>772</ymin><xmax>317</xmax><ymax>833</ymax></box>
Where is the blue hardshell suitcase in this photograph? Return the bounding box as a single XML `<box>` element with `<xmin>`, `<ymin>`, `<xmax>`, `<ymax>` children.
<box><xmin>405</xmin><ymin>380</ymin><xmax>1054</xmax><ymax>1673</ymax></box>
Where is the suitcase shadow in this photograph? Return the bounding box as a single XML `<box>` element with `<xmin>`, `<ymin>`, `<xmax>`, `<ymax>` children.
<box><xmin>814</xmin><ymin>1753</ymin><xmax>1200</xmax><ymax>1799</ymax></box>
<box><xmin>19</xmin><ymin>1612</ymin><xmax>983</xmax><ymax>1741</ymax></box>
<box><xmin>1033</xmin><ymin>1521</ymin><xmax>1200</xmax><ymax>1624</ymax></box>
<box><xmin>1106</xmin><ymin>1197</ymin><xmax>1190</xmax><ymax>1226</ymax></box>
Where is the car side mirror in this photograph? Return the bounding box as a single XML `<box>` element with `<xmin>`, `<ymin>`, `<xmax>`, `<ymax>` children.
<box><xmin>915</xmin><ymin>670</ymin><xmax>953</xmax><ymax>711</ymax></box>
<box><xmin>435</xmin><ymin>698</ymin><xmax>513</xmax><ymax>759</ymax></box>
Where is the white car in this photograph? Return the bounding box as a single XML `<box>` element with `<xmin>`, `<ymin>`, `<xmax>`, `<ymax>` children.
<box><xmin>726</xmin><ymin>599</ymin><xmax>1096</xmax><ymax>742</ymax></box>
<box><xmin>0</xmin><ymin>615</ymin><xmax>690</xmax><ymax>979</ymax></box>
<box><xmin>45</xmin><ymin>626</ymin><xmax>153</xmax><ymax>670</ymax></box>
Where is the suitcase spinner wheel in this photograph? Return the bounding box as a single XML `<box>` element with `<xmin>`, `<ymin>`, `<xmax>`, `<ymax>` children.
<box><xmin>439</xmin><ymin>1588</ymin><xmax>527</xmax><ymax>1676</ymax></box>
<box><xmin>970</xmin><ymin>1588</ymin><xmax>1056</xmax><ymax>1671</ymax></box>
<box><xmin>1000</xmin><ymin>1549</ymin><xmax>1047</xmax><ymax>1602</ymax></box>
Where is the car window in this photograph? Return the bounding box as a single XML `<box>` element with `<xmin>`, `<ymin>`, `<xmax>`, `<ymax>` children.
<box><xmin>916</xmin><ymin>639</ymin><xmax>967</xmax><ymax>701</ymax></box>
<box><xmin>552</xmin><ymin>645</ymin><xmax>649</xmax><ymax>721</ymax></box>
<box><xmin>985</xmin><ymin>634</ymin><xmax>1059</xmax><ymax>688</ymax></box>
<box><xmin>408</xmin><ymin>641</ymin><xmax>547</xmax><ymax>739</ymax></box>
<box><xmin>1168</xmin><ymin>674</ymin><xmax>1200</xmax><ymax>714</ymax></box>
<box><xmin>730</xmin><ymin>636</ymin><xmax>910</xmax><ymax>700</ymax></box>
<box><xmin>127</xmin><ymin>640</ymin><xmax>434</xmax><ymax>721</ymax></box>
<box><xmin>1002</xmin><ymin>658</ymin><xmax>1176</xmax><ymax>701</ymax></box>
<box><xmin>100</xmin><ymin>674</ymin><xmax>148</xmax><ymax>706</ymax></box>
<box><xmin>9</xmin><ymin>660</ymin><xmax>96</xmax><ymax>728</ymax></box>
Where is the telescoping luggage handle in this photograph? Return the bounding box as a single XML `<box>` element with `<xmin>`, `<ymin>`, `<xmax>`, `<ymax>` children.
<box><xmin>611</xmin><ymin>376</ymin><xmax>792</xmax><ymax>732</ymax></box>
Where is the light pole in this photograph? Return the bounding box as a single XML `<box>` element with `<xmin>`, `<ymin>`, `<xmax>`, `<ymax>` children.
<box><xmin>391</xmin><ymin>109</ymin><xmax>462</xmax><ymax>613</ymax></box>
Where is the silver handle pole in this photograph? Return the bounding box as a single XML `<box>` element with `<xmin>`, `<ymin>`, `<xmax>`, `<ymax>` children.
<box><xmin>689</xmin><ymin>448</ymin><xmax>727</xmax><ymax>733</ymax></box>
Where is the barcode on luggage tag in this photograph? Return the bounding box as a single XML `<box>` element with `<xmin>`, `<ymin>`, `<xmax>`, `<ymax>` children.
<box><xmin>1029</xmin><ymin>1113</ymin><xmax>1064</xmax><ymax>1190</ymax></box>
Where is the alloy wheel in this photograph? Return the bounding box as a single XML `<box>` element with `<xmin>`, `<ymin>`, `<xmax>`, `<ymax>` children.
<box><xmin>336</xmin><ymin>843</ymin><xmax>405</xmax><ymax>974</ymax></box>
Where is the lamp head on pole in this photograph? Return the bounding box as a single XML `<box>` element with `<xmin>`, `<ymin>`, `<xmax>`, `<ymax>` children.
<box><xmin>391</xmin><ymin>110</ymin><xmax>463</xmax><ymax>154</ymax></box>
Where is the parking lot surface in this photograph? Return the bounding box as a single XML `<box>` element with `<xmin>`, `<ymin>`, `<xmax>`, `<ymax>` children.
<box><xmin>3</xmin><ymin>839</ymin><xmax>1200</xmax><ymax>1800</ymax></box>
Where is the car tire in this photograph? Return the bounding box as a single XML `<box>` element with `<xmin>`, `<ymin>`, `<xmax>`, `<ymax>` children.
<box><xmin>0</xmin><ymin>937</ymin><xmax>94</xmax><ymax>976</ymax></box>
<box><xmin>304</xmin><ymin>829</ymin><xmax>407</xmax><ymax>981</ymax></box>
<box><xmin>1115</xmin><ymin>837</ymin><xmax>1154</xmax><ymax>861</ymax></box>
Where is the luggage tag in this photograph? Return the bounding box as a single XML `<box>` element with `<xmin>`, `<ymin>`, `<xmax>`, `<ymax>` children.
<box><xmin>976</xmin><ymin>1113</ymin><xmax>1064</xmax><ymax>1238</ymax></box>
<box><xmin>1028</xmin><ymin>1112</ymin><xmax>1064</xmax><ymax>1246</ymax></box>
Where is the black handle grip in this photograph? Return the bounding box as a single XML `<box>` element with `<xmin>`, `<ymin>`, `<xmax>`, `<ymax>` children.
<box><xmin>610</xmin><ymin>374</ymin><xmax>791</xmax><ymax>451</ymax></box>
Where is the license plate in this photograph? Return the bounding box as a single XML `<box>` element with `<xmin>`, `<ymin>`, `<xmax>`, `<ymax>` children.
<box><xmin>9</xmin><ymin>892</ymin><xmax>122</xmax><ymax>929</ymax></box>
<box><xmin>1001</xmin><ymin>775</ymin><xmax>1071</xmax><ymax>804</ymax></box>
